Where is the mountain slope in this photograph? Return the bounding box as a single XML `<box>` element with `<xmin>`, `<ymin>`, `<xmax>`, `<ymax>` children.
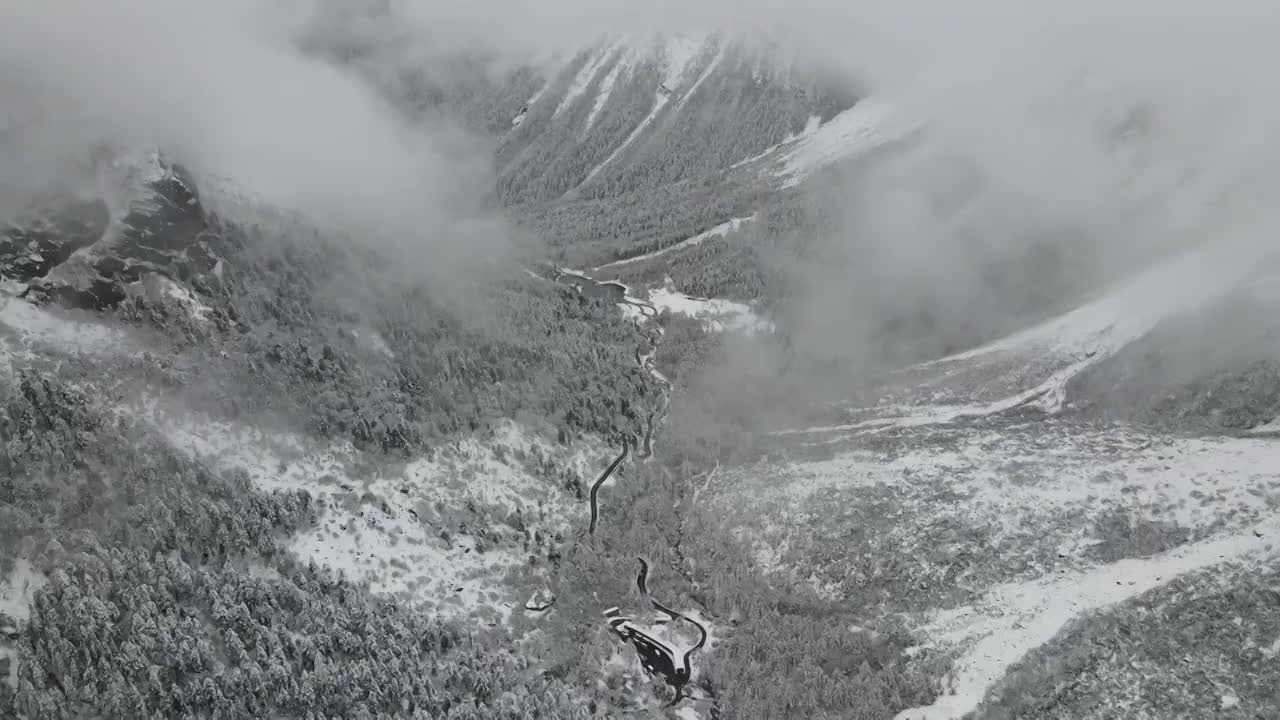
<box><xmin>6</xmin><ymin>21</ymin><xmax>1280</xmax><ymax>720</ymax></box>
<box><xmin>0</xmin><ymin>148</ymin><xmax>671</xmax><ymax>716</ymax></box>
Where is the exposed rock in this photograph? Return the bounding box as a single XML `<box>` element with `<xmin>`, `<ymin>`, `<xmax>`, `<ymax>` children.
<box><xmin>5</xmin><ymin>153</ymin><xmax>223</xmax><ymax>313</ymax></box>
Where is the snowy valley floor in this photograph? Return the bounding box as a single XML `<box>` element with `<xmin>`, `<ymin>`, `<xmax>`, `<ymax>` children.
<box><xmin>715</xmin><ymin>416</ymin><xmax>1280</xmax><ymax>719</ymax></box>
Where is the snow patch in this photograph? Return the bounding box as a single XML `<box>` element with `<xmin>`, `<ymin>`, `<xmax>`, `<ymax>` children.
<box><xmin>649</xmin><ymin>280</ymin><xmax>773</xmax><ymax>336</ymax></box>
<box><xmin>778</xmin><ymin>97</ymin><xmax>908</xmax><ymax>188</ymax></box>
<box><xmin>729</xmin><ymin>110</ymin><xmax>829</xmax><ymax>171</ymax></box>
<box><xmin>152</xmin><ymin>406</ymin><xmax>593</xmax><ymax>624</ymax></box>
<box><xmin>770</xmin><ymin>427</ymin><xmax>1280</xmax><ymax>538</ymax></box>
<box><xmin>527</xmin><ymin>82</ymin><xmax>549</xmax><ymax>108</ymax></box>
<box><xmin>672</xmin><ymin>44</ymin><xmax>724</xmax><ymax>114</ymax></box>
<box><xmin>0</xmin><ymin>296</ymin><xmax>126</xmax><ymax>360</ymax></box>
<box><xmin>1247</xmin><ymin>417</ymin><xmax>1280</xmax><ymax>435</ymax></box>
<box><xmin>580</xmin><ymin>34</ymin><xmax>705</xmax><ymax>185</ymax></box>
<box><xmin>617</xmin><ymin>301</ymin><xmax>652</xmax><ymax>325</ymax></box>
<box><xmin>1</xmin><ymin>646</ymin><xmax>14</xmax><ymax>691</ymax></box>
<box><xmin>1</xmin><ymin>557</ymin><xmax>46</xmax><ymax>688</ymax></box>
<box><xmin>582</xmin><ymin>94</ymin><xmax>670</xmax><ymax>183</ymax></box>
<box><xmin>584</xmin><ymin>48</ymin><xmax>637</xmax><ymax>133</ymax></box>
<box><xmin>557</xmin><ymin>41</ymin><xmax>619</xmax><ymax>116</ymax></box>
<box><xmin>345</xmin><ymin>327</ymin><xmax>394</xmax><ymax>359</ymax></box>
<box><xmin>0</xmin><ymin>559</ymin><xmax>46</xmax><ymax>623</ymax></box>
<box><xmin>160</xmin><ymin>280</ymin><xmax>211</xmax><ymax>321</ymax></box>
<box><xmin>893</xmin><ymin>517</ymin><xmax>1280</xmax><ymax>720</ymax></box>
<box><xmin>733</xmin><ymin>416</ymin><xmax>1280</xmax><ymax>717</ymax></box>
<box><xmin>779</xmin><ymin>352</ymin><xmax>1099</xmax><ymax>436</ymax></box>
<box><xmin>660</xmin><ymin>33</ymin><xmax>705</xmax><ymax>90</ymax></box>
<box><xmin>127</xmin><ymin>274</ymin><xmax>213</xmax><ymax>323</ymax></box>
<box><xmin>595</xmin><ymin>215</ymin><xmax>756</xmax><ymax>270</ymax></box>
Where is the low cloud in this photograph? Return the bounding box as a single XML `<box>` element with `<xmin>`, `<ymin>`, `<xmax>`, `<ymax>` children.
<box><xmin>0</xmin><ymin>0</ymin><xmax>510</xmax><ymax>287</ymax></box>
<box><xmin>8</xmin><ymin>0</ymin><xmax>1280</xmax><ymax>392</ymax></box>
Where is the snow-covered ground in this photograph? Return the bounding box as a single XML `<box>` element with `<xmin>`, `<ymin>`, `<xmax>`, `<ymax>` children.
<box><xmin>726</xmin><ymin>234</ymin><xmax>1280</xmax><ymax>711</ymax></box>
<box><xmin>130</xmin><ymin>274</ymin><xmax>214</xmax><ymax>323</ymax></box>
<box><xmin>724</xmin><ymin>417</ymin><xmax>1280</xmax><ymax>718</ymax></box>
<box><xmin>556</xmin><ymin>40</ymin><xmax>621</xmax><ymax>117</ymax></box>
<box><xmin>893</xmin><ymin>517</ymin><xmax>1280</xmax><ymax>719</ymax></box>
<box><xmin>645</xmin><ymin>279</ymin><xmax>773</xmax><ymax>336</ymax></box>
<box><xmin>0</xmin><ymin>294</ymin><xmax>127</xmax><ymax>359</ymax></box>
<box><xmin>723</xmin><ymin>232</ymin><xmax>1280</xmax><ymax>713</ymax></box>
<box><xmin>725</xmin><ymin>95</ymin><xmax>911</xmax><ymax>186</ymax></box>
<box><xmin>149</xmin><ymin>402</ymin><xmax>609</xmax><ymax>624</ymax></box>
<box><xmin>777</xmin><ymin>97</ymin><xmax>909</xmax><ymax>188</ymax></box>
<box><xmin>0</xmin><ymin>294</ymin><xmax>131</xmax><ymax>392</ymax></box>
<box><xmin>0</xmin><ymin>559</ymin><xmax>45</xmax><ymax>624</ymax></box>
<box><xmin>0</xmin><ymin>559</ymin><xmax>46</xmax><ymax>690</ymax></box>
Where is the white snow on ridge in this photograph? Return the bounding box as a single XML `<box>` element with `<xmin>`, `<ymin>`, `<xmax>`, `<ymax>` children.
<box><xmin>777</xmin><ymin>351</ymin><xmax>1098</xmax><ymax>436</ymax></box>
<box><xmin>778</xmin><ymin>97</ymin><xmax>908</xmax><ymax>188</ymax></box>
<box><xmin>730</xmin><ymin>115</ymin><xmax>827</xmax><ymax>171</ymax></box>
<box><xmin>660</xmin><ymin>32</ymin><xmax>706</xmax><ymax>90</ymax></box>
<box><xmin>894</xmin><ymin>518</ymin><xmax>1280</xmax><ymax>720</ymax></box>
<box><xmin>673</xmin><ymin>44</ymin><xmax>724</xmax><ymax>114</ymax></box>
<box><xmin>526</xmin><ymin>81</ymin><xmax>549</xmax><ymax>108</ymax></box>
<box><xmin>595</xmin><ymin>215</ymin><xmax>756</xmax><ymax>270</ymax></box>
<box><xmin>585</xmin><ymin>53</ymin><xmax>631</xmax><ymax>133</ymax></box>
<box><xmin>557</xmin><ymin>40</ymin><xmax>620</xmax><ymax>116</ymax></box>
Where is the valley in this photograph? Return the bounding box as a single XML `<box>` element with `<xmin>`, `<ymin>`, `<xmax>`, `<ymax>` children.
<box><xmin>3</xmin><ymin>10</ymin><xmax>1280</xmax><ymax>720</ymax></box>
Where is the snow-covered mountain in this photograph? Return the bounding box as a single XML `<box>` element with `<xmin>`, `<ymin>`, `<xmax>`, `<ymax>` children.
<box><xmin>496</xmin><ymin>33</ymin><xmax>868</xmax><ymax>198</ymax></box>
<box><xmin>3</xmin><ymin>21</ymin><xmax>1280</xmax><ymax>720</ymax></box>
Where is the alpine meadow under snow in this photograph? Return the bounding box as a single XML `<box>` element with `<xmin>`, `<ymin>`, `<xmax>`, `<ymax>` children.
<box><xmin>2</xmin><ymin>1</ymin><xmax>1280</xmax><ymax>718</ymax></box>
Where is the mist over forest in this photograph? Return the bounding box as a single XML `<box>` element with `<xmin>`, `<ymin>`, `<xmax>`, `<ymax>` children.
<box><xmin>3</xmin><ymin>2</ymin><xmax>1280</xmax><ymax>719</ymax></box>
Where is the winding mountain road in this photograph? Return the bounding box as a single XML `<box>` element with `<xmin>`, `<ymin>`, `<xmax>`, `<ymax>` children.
<box><xmin>605</xmin><ymin>557</ymin><xmax>710</xmax><ymax>707</ymax></box>
<box><xmin>537</xmin><ymin>262</ymin><xmax>713</xmax><ymax>709</ymax></box>
<box><xmin>588</xmin><ymin>442</ymin><xmax>629</xmax><ymax>537</ymax></box>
